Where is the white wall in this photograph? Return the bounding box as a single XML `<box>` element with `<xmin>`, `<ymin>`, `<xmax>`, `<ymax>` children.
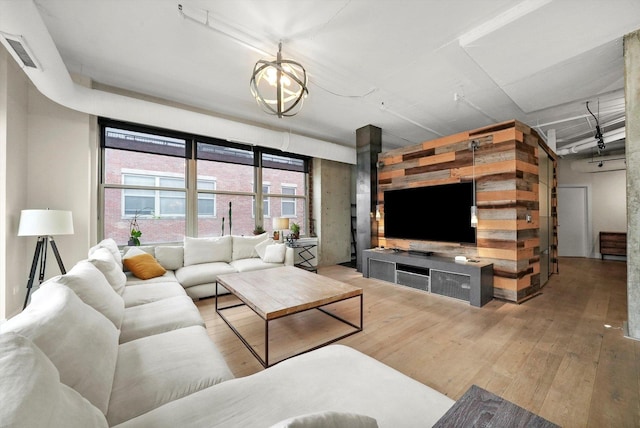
<box><xmin>1</xmin><ymin>47</ymin><xmax>30</xmax><ymax>320</ymax></box>
<box><xmin>0</xmin><ymin>44</ymin><xmax>97</xmax><ymax>319</ymax></box>
<box><xmin>557</xmin><ymin>157</ymin><xmax>627</xmax><ymax>258</ymax></box>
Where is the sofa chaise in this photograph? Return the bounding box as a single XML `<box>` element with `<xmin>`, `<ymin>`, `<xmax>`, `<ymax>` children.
<box><xmin>0</xmin><ymin>238</ymin><xmax>455</xmax><ymax>427</ymax></box>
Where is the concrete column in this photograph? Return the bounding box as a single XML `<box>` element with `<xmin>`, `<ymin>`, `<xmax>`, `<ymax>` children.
<box><xmin>625</xmin><ymin>29</ymin><xmax>640</xmax><ymax>340</ymax></box>
<box><xmin>355</xmin><ymin>125</ymin><xmax>381</xmax><ymax>272</ymax></box>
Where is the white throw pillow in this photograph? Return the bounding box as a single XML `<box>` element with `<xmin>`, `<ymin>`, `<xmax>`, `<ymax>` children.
<box><xmin>183</xmin><ymin>235</ymin><xmax>232</xmax><ymax>266</ymax></box>
<box><xmin>232</xmin><ymin>233</ymin><xmax>268</xmax><ymax>260</ymax></box>
<box><xmin>270</xmin><ymin>411</ymin><xmax>379</xmax><ymax>428</ymax></box>
<box><xmin>255</xmin><ymin>238</ymin><xmax>275</xmax><ymax>259</ymax></box>
<box><xmin>88</xmin><ymin>238</ymin><xmax>122</xmax><ymax>270</ymax></box>
<box><xmin>0</xmin><ymin>283</ymin><xmax>119</xmax><ymax>415</ymax></box>
<box><xmin>88</xmin><ymin>247</ymin><xmax>127</xmax><ymax>295</ymax></box>
<box><xmin>155</xmin><ymin>246</ymin><xmax>184</xmax><ymax>270</ymax></box>
<box><xmin>263</xmin><ymin>243</ymin><xmax>286</xmax><ymax>263</ymax></box>
<box><xmin>0</xmin><ymin>333</ymin><xmax>108</xmax><ymax>428</ymax></box>
<box><xmin>55</xmin><ymin>260</ymin><xmax>125</xmax><ymax>329</ymax></box>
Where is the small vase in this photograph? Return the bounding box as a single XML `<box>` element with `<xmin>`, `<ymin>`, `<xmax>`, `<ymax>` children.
<box><xmin>128</xmin><ymin>238</ymin><xmax>136</xmax><ymax>246</ymax></box>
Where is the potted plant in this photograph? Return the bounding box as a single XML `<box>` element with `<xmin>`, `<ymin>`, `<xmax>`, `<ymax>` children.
<box><xmin>290</xmin><ymin>222</ymin><xmax>300</xmax><ymax>239</ymax></box>
<box><xmin>253</xmin><ymin>225</ymin><xmax>265</xmax><ymax>235</ymax></box>
<box><xmin>128</xmin><ymin>210</ymin><xmax>143</xmax><ymax>246</ymax></box>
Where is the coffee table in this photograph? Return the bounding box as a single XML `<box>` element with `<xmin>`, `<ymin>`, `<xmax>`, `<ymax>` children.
<box><xmin>216</xmin><ymin>266</ymin><xmax>363</xmax><ymax>367</ymax></box>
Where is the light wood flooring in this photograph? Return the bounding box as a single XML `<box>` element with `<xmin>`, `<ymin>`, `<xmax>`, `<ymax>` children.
<box><xmin>196</xmin><ymin>257</ymin><xmax>640</xmax><ymax>427</ymax></box>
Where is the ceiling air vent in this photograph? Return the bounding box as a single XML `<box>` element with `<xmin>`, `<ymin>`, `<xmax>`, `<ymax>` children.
<box><xmin>0</xmin><ymin>32</ymin><xmax>40</xmax><ymax>70</ymax></box>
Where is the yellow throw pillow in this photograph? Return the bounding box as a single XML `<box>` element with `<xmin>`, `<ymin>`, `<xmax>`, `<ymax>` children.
<box><xmin>123</xmin><ymin>253</ymin><xmax>166</xmax><ymax>280</ymax></box>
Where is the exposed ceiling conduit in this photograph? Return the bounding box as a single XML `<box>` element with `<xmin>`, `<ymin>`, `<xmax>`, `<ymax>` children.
<box><xmin>570</xmin><ymin>153</ymin><xmax>626</xmax><ymax>173</ymax></box>
<box><xmin>556</xmin><ymin>127</ymin><xmax>626</xmax><ymax>156</ymax></box>
<box><xmin>0</xmin><ymin>1</ymin><xmax>356</xmax><ymax>165</ymax></box>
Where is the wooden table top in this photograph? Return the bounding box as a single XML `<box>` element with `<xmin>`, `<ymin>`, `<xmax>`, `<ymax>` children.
<box><xmin>216</xmin><ymin>266</ymin><xmax>362</xmax><ymax>320</ymax></box>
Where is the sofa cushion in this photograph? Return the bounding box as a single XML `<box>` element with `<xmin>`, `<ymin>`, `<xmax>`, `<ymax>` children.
<box><xmin>255</xmin><ymin>238</ymin><xmax>275</xmax><ymax>259</ymax></box>
<box><xmin>270</xmin><ymin>411</ymin><xmax>379</xmax><ymax>428</ymax></box>
<box><xmin>230</xmin><ymin>258</ymin><xmax>287</xmax><ymax>273</ymax></box>
<box><xmin>88</xmin><ymin>247</ymin><xmax>127</xmax><ymax>295</ymax></box>
<box><xmin>232</xmin><ymin>233</ymin><xmax>268</xmax><ymax>260</ymax></box>
<box><xmin>0</xmin><ymin>283</ymin><xmax>119</xmax><ymax>415</ymax></box>
<box><xmin>56</xmin><ymin>260</ymin><xmax>125</xmax><ymax>328</ymax></box>
<box><xmin>106</xmin><ymin>345</ymin><xmax>454</xmax><ymax>428</ymax></box>
<box><xmin>125</xmin><ymin>270</ymin><xmax>178</xmax><ymax>286</ymax></box>
<box><xmin>155</xmin><ymin>246</ymin><xmax>184</xmax><ymax>270</ymax></box>
<box><xmin>175</xmin><ymin>262</ymin><xmax>237</xmax><ymax>288</ymax></box>
<box><xmin>263</xmin><ymin>243</ymin><xmax>287</xmax><ymax>263</ymax></box>
<box><xmin>123</xmin><ymin>251</ymin><xmax>167</xmax><ymax>280</ymax></box>
<box><xmin>0</xmin><ymin>333</ymin><xmax>108</xmax><ymax>428</ymax></box>
<box><xmin>184</xmin><ymin>235</ymin><xmax>232</xmax><ymax>266</ymax></box>
<box><xmin>122</xmin><ymin>281</ymin><xmax>187</xmax><ymax>308</ymax></box>
<box><xmin>89</xmin><ymin>238</ymin><xmax>123</xmax><ymax>270</ymax></box>
<box><xmin>107</xmin><ymin>325</ymin><xmax>234</xmax><ymax>426</ymax></box>
<box><xmin>119</xmin><ymin>296</ymin><xmax>205</xmax><ymax>344</ymax></box>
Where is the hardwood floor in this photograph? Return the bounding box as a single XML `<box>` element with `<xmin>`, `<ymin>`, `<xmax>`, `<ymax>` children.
<box><xmin>195</xmin><ymin>257</ymin><xmax>640</xmax><ymax>427</ymax></box>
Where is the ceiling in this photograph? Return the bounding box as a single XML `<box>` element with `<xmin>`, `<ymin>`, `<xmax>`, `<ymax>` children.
<box><xmin>5</xmin><ymin>0</ymin><xmax>640</xmax><ymax>160</ymax></box>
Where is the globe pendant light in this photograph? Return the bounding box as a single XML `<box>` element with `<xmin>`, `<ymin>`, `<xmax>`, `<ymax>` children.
<box><xmin>250</xmin><ymin>42</ymin><xmax>308</xmax><ymax>118</ymax></box>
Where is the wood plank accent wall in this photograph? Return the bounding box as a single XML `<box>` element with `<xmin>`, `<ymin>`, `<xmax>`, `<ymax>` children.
<box><xmin>377</xmin><ymin>120</ymin><xmax>557</xmax><ymax>303</ymax></box>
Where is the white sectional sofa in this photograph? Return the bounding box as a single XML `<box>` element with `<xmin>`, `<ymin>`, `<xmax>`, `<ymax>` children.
<box><xmin>116</xmin><ymin>234</ymin><xmax>294</xmax><ymax>299</ymax></box>
<box><xmin>0</xmin><ymin>238</ymin><xmax>456</xmax><ymax>427</ymax></box>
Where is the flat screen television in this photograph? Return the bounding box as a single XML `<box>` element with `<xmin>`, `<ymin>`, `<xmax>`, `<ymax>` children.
<box><xmin>383</xmin><ymin>182</ymin><xmax>476</xmax><ymax>244</ymax></box>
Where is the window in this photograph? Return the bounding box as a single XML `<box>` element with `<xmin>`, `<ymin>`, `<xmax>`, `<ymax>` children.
<box><xmin>281</xmin><ymin>186</ymin><xmax>296</xmax><ymax>217</ymax></box>
<box><xmin>100</xmin><ymin>119</ymin><xmax>309</xmax><ymax>244</ymax></box>
<box><xmin>197</xmin><ymin>179</ymin><xmax>216</xmax><ymax>217</ymax></box>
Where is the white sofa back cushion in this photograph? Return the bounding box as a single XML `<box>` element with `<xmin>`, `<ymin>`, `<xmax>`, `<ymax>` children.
<box><xmin>232</xmin><ymin>233</ymin><xmax>268</xmax><ymax>260</ymax></box>
<box><xmin>88</xmin><ymin>247</ymin><xmax>127</xmax><ymax>296</ymax></box>
<box><xmin>0</xmin><ymin>283</ymin><xmax>119</xmax><ymax>415</ymax></box>
<box><xmin>155</xmin><ymin>246</ymin><xmax>184</xmax><ymax>270</ymax></box>
<box><xmin>0</xmin><ymin>333</ymin><xmax>108</xmax><ymax>428</ymax></box>
<box><xmin>184</xmin><ymin>235</ymin><xmax>232</xmax><ymax>266</ymax></box>
<box><xmin>88</xmin><ymin>238</ymin><xmax>123</xmax><ymax>270</ymax></box>
<box><xmin>56</xmin><ymin>260</ymin><xmax>125</xmax><ymax>329</ymax></box>
<box><xmin>263</xmin><ymin>243</ymin><xmax>287</xmax><ymax>263</ymax></box>
<box><xmin>255</xmin><ymin>238</ymin><xmax>275</xmax><ymax>259</ymax></box>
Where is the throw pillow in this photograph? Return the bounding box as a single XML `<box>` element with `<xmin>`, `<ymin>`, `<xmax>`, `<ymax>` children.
<box><xmin>55</xmin><ymin>260</ymin><xmax>125</xmax><ymax>329</ymax></box>
<box><xmin>270</xmin><ymin>411</ymin><xmax>379</xmax><ymax>428</ymax></box>
<box><xmin>0</xmin><ymin>283</ymin><xmax>119</xmax><ymax>415</ymax></box>
<box><xmin>88</xmin><ymin>238</ymin><xmax>122</xmax><ymax>270</ymax></box>
<box><xmin>0</xmin><ymin>333</ymin><xmax>108</xmax><ymax>428</ymax></box>
<box><xmin>123</xmin><ymin>249</ymin><xmax>167</xmax><ymax>280</ymax></box>
<box><xmin>255</xmin><ymin>238</ymin><xmax>275</xmax><ymax>259</ymax></box>
<box><xmin>232</xmin><ymin>233</ymin><xmax>268</xmax><ymax>260</ymax></box>
<box><xmin>88</xmin><ymin>247</ymin><xmax>127</xmax><ymax>295</ymax></box>
<box><xmin>154</xmin><ymin>246</ymin><xmax>184</xmax><ymax>270</ymax></box>
<box><xmin>183</xmin><ymin>235</ymin><xmax>232</xmax><ymax>266</ymax></box>
<box><xmin>263</xmin><ymin>243</ymin><xmax>286</xmax><ymax>263</ymax></box>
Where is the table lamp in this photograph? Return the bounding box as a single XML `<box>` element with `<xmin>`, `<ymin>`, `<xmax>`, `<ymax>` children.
<box><xmin>18</xmin><ymin>209</ymin><xmax>74</xmax><ymax>309</ymax></box>
<box><xmin>272</xmin><ymin>217</ymin><xmax>289</xmax><ymax>242</ymax></box>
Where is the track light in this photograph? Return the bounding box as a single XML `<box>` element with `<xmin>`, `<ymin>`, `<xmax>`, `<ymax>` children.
<box><xmin>586</xmin><ymin>101</ymin><xmax>605</xmax><ymax>150</ymax></box>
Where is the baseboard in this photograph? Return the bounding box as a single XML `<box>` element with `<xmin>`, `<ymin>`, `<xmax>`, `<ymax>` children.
<box><xmin>623</xmin><ymin>321</ymin><xmax>640</xmax><ymax>341</ymax></box>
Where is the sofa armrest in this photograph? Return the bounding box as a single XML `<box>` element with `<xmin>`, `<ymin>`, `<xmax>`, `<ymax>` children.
<box><xmin>284</xmin><ymin>247</ymin><xmax>294</xmax><ymax>266</ymax></box>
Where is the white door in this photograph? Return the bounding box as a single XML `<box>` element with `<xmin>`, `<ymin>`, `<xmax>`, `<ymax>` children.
<box><xmin>558</xmin><ymin>186</ymin><xmax>589</xmax><ymax>257</ymax></box>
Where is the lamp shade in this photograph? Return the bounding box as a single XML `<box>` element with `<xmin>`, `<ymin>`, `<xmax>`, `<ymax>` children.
<box><xmin>18</xmin><ymin>210</ymin><xmax>74</xmax><ymax>236</ymax></box>
<box><xmin>272</xmin><ymin>217</ymin><xmax>290</xmax><ymax>230</ymax></box>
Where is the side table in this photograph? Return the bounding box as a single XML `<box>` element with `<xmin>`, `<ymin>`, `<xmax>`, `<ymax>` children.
<box><xmin>287</xmin><ymin>242</ymin><xmax>317</xmax><ymax>273</ymax></box>
<box><xmin>433</xmin><ymin>385</ymin><xmax>559</xmax><ymax>427</ymax></box>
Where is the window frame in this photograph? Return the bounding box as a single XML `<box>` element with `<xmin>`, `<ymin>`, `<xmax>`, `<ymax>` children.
<box><xmin>99</xmin><ymin>118</ymin><xmax>309</xmax><ymax>243</ymax></box>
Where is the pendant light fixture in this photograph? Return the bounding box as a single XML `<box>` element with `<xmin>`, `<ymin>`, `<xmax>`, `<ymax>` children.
<box><xmin>470</xmin><ymin>140</ymin><xmax>479</xmax><ymax>228</ymax></box>
<box><xmin>250</xmin><ymin>41</ymin><xmax>308</xmax><ymax>118</ymax></box>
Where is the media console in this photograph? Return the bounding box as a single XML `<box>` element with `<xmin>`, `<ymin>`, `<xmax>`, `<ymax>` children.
<box><xmin>362</xmin><ymin>249</ymin><xmax>494</xmax><ymax>307</ymax></box>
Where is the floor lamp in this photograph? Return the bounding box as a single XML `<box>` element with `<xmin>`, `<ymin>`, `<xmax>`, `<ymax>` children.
<box><xmin>18</xmin><ymin>209</ymin><xmax>74</xmax><ymax>309</ymax></box>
